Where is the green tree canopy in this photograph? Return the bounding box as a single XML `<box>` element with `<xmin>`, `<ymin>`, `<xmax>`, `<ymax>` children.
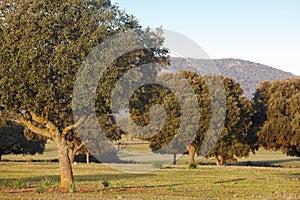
<box><xmin>207</xmin><ymin>77</ymin><xmax>254</xmax><ymax>165</ymax></box>
<box><xmin>130</xmin><ymin>71</ymin><xmax>254</xmax><ymax>165</ymax></box>
<box><xmin>0</xmin><ymin>0</ymin><xmax>167</xmax><ymax>188</ymax></box>
<box><xmin>253</xmin><ymin>78</ymin><xmax>300</xmax><ymax>156</ymax></box>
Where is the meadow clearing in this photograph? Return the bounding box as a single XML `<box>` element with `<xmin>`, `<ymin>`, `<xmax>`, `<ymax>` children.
<box><xmin>0</xmin><ymin>141</ymin><xmax>300</xmax><ymax>200</ymax></box>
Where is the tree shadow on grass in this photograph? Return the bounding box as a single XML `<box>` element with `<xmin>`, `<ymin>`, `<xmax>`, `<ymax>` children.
<box><xmin>231</xmin><ymin>158</ymin><xmax>300</xmax><ymax>167</ymax></box>
<box><xmin>214</xmin><ymin>178</ymin><xmax>247</xmax><ymax>184</ymax></box>
<box><xmin>0</xmin><ymin>175</ymin><xmax>61</xmax><ymax>185</ymax></box>
<box><xmin>74</xmin><ymin>173</ymin><xmax>154</xmax><ymax>182</ymax></box>
<box><xmin>0</xmin><ymin>159</ymin><xmax>58</xmax><ymax>163</ymax></box>
<box><xmin>0</xmin><ymin>173</ymin><xmax>155</xmax><ymax>186</ymax></box>
<box><xmin>0</xmin><ymin>173</ymin><xmax>186</xmax><ymax>193</ymax></box>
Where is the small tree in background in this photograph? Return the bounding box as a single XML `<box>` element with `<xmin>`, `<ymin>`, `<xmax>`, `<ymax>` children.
<box><xmin>0</xmin><ymin>117</ymin><xmax>46</xmax><ymax>161</ymax></box>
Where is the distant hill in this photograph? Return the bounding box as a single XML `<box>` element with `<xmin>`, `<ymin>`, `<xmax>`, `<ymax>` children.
<box><xmin>169</xmin><ymin>57</ymin><xmax>296</xmax><ymax>99</ymax></box>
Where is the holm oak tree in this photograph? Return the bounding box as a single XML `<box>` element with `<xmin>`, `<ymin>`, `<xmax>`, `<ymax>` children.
<box><xmin>0</xmin><ymin>0</ymin><xmax>167</xmax><ymax>188</ymax></box>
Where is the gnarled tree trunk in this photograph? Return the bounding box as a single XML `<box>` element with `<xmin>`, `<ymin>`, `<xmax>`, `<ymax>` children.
<box><xmin>187</xmin><ymin>144</ymin><xmax>196</xmax><ymax>164</ymax></box>
<box><xmin>17</xmin><ymin>109</ymin><xmax>85</xmax><ymax>189</ymax></box>
<box><xmin>55</xmin><ymin>137</ymin><xmax>74</xmax><ymax>188</ymax></box>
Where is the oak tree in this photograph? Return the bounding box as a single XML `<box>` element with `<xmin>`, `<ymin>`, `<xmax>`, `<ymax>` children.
<box><xmin>0</xmin><ymin>0</ymin><xmax>166</xmax><ymax>187</ymax></box>
<box><xmin>253</xmin><ymin>78</ymin><xmax>300</xmax><ymax>156</ymax></box>
<box><xmin>131</xmin><ymin>71</ymin><xmax>254</xmax><ymax>165</ymax></box>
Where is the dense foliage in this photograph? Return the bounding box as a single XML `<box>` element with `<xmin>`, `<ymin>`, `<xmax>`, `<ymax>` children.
<box><xmin>252</xmin><ymin>78</ymin><xmax>300</xmax><ymax>156</ymax></box>
<box><xmin>129</xmin><ymin>71</ymin><xmax>254</xmax><ymax>165</ymax></box>
<box><xmin>0</xmin><ymin>0</ymin><xmax>167</xmax><ymax>187</ymax></box>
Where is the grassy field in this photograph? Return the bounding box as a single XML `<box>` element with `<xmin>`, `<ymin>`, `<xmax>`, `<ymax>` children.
<box><xmin>0</xmin><ymin>141</ymin><xmax>300</xmax><ymax>199</ymax></box>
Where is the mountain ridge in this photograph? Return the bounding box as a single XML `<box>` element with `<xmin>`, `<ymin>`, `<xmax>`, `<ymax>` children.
<box><xmin>169</xmin><ymin>57</ymin><xmax>296</xmax><ymax>99</ymax></box>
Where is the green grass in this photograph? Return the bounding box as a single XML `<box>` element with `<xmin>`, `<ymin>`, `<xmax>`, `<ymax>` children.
<box><xmin>1</xmin><ymin>140</ymin><xmax>58</xmax><ymax>162</ymax></box>
<box><xmin>0</xmin><ymin>162</ymin><xmax>299</xmax><ymax>199</ymax></box>
<box><xmin>4</xmin><ymin>140</ymin><xmax>300</xmax><ymax>168</ymax></box>
<box><xmin>1</xmin><ymin>141</ymin><xmax>300</xmax><ymax>199</ymax></box>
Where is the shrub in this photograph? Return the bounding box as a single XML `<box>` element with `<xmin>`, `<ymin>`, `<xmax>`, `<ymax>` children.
<box><xmin>69</xmin><ymin>183</ymin><xmax>76</xmax><ymax>193</ymax></box>
<box><xmin>36</xmin><ymin>178</ymin><xmax>53</xmax><ymax>194</ymax></box>
<box><xmin>12</xmin><ymin>179</ymin><xmax>25</xmax><ymax>189</ymax></box>
<box><xmin>41</xmin><ymin>178</ymin><xmax>53</xmax><ymax>189</ymax></box>
<box><xmin>168</xmin><ymin>185</ymin><xmax>175</xmax><ymax>192</ymax></box>
<box><xmin>102</xmin><ymin>178</ymin><xmax>110</xmax><ymax>188</ymax></box>
<box><xmin>36</xmin><ymin>187</ymin><xmax>45</xmax><ymax>194</ymax></box>
<box><xmin>188</xmin><ymin>163</ymin><xmax>197</xmax><ymax>169</ymax></box>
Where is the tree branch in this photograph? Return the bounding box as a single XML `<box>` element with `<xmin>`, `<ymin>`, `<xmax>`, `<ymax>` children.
<box><xmin>26</xmin><ymin>108</ymin><xmax>43</xmax><ymax>123</ymax></box>
<box><xmin>23</xmin><ymin>108</ymin><xmax>59</xmax><ymax>138</ymax></box>
<box><xmin>61</xmin><ymin>116</ymin><xmax>86</xmax><ymax>137</ymax></box>
<box><xmin>17</xmin><ymin>112</ymin><xmax>51</xmax><ymax>138</ymax></box>
<box><xmin>45</xmin><ymin>120</ymin><xmax>60</xmax><ymax>137</ymax></box>
<box><xmin>75</xmin><ymin>142</ymin><xmax>85</xmax><ymax>153</ymax></box>
<box><xmin>27</xmin><ymin>107</ymin><xmax>48</xmax><ymax>125</ymax></box>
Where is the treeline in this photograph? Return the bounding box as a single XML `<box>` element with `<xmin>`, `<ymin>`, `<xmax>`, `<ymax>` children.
<box><xmin>1</xmin><ymin>74</ymin><xmax>299</xmax><ymax>166</ymax></box>
<box><xmin>122</xmin><ymin>72</ymin><xmax>300</xmax><ymax>166</ymax></box>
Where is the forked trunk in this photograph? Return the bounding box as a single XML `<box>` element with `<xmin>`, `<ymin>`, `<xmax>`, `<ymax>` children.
<box><xmin>214</xmin><ymin>154</ymin><xmax>225</xmax><ymax>166</ymax></box>
<box><xmin>187</xmin><ymin>144</ymin><xmax>196</xmax><ymax>164</ymax></box>
<box><xmin>56</xmin><ymin>138</ymin><xmax>74</xmax><ymax>188</ymax></box>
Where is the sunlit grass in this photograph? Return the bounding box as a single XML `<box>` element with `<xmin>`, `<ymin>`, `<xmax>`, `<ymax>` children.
<box><xmin>1</xmin><ymin>140</ymin><xmax>300</xmax><ymax>199</ymax></box>
<box><xmin>3</xmin><ymin>140</ymin><xmax>300</xmax><ymax>168</ymax></box>
<box><xmin>0</xmin><ymin>162</ymin><xmax>300</xmax><ymax>199</ymax></box>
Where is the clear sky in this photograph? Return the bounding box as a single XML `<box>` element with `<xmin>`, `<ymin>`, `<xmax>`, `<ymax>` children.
<box><xmin>112</xmin><ymin>0</ymin><xmax>300</xmax><ymax>75</ymax></box>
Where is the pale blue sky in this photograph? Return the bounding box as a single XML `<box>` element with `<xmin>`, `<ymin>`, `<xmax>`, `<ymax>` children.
<box><xmin>112</xmin><ymin>0</ymin><xmax>300</xmax><ymax>75</ymax></box>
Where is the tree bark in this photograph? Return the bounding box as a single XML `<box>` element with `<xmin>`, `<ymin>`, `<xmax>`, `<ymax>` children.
<box><xmin>69</xmin><ymin>148</ymin><xmax>76</xmax><ymax>164</ymax></box>
<box><xmin>56</xmin><ymin>137</ymin><xmax>74</xmax><ymax>188</ymax></box>
<box><xmin>187</xmin><ymin>145</ymin><xmax>196</xmax><ymax>164</ymax></box>
<box><xmin>16</xmin><ymin>109</ymin><xmax>85</xmax><ymax>189</ymax></box>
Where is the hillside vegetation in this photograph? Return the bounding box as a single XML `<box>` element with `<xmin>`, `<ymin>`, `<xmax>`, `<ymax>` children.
<box><xmin>170</xmin><ymin>58</ymin><xmax>296</xmax><ymax>99</ymax></box>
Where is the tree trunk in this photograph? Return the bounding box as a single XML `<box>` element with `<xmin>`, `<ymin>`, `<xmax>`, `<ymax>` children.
<box><xmin>187</xmin><ymin>145</ymin><xmax>196</xmax><ymax>164</ymax></box>
<box><xmin>56</xmin><ymin>137</ymin><xmax>74</xmax><ymax>188</ymax></box>
<box><xmin>173</xmin><ymin>153</ymin><xmax>176</xmax><ymax>165</ymax></box>
<box><xmin>69</xmin><ymin>148</ymin><xmax>76</xmax><ymax>164</ymax></box>
<box><xmin>86</xmin><ymin>152</ymin><xmax>90</xmax><ymax>164</ymax></box>
<box><xmin>0</xmin><ymin>153</ymin><xmax>2</xmax><ymax>161</ymax></box>
<box><xmin>214</xmin><ymin>154</ymin><xmax>225</xmax><ymax>166</ymax></box>
<box><xmin>214</xmin><ymin>154</ymin><xmax>221</xmax><ymax>166</ymax></box>
<box><xmin>220</xmin><ymin>157</ymin><xmax>225</xmax><ymax>166</ymax></box>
